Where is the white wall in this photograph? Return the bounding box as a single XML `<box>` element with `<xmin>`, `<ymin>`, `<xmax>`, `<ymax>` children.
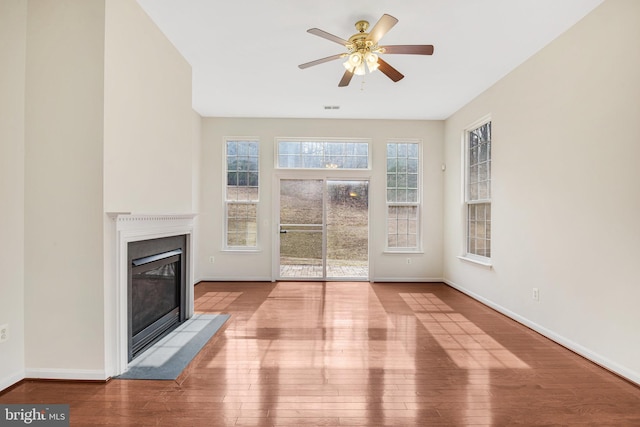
<box><xmin>443</xmin><ymin>0</ymin><xmax>640</xmax><ymax>384</ymax></box>
<box><xmin>0</xmin><ymin>0</ymin><xmax>27</xmax><ymax>390</ymax></box>
<box><xmin>191</xmin><ymin>111</ymin><xmax>203</xmax><ymax>282</ymax></box>
<box><xmin>198</xmin><ymin>118</ymin><xmax>444</xmax><ymax>282</ymax></box>
<box><xmin>103</xmin><ymin>0</ymin><xmax>195</xmax><ymax>214</ymax></box>
<box><xmin>23</xmin><ymin>0</ymin><xmax>106</xmax><ymax>377</ymax></box>
<box><xmin>192</xmin><ymin>111</ymin><xmax>203</xmax><ymax>214</ymax></box>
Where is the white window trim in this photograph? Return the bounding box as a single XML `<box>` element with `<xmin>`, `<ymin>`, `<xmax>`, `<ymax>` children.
<box><xmin>223</xmin><ymin>137</ymin><xmax>260</xmax><ymax>251</ymax></box>
<box><xmin>457</xmin><ymin>254</ymin><xmax>493</xmax><ymax>269</ymax></box>
<box><xmin>461</xmin><ymin>116</ymin><xmax>492</xmax><ymax>265</ymax></box>
<box><xmin>385</xmin><ymin>139</ymin><xmax>423</xmax><ymax>252</ymax></box>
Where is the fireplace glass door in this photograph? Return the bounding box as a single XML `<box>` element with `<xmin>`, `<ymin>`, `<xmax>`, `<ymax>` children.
<box><xmin>128</xmin><ymin>235</ymin><xmax>186</xmax><ymax>361</ymax></box>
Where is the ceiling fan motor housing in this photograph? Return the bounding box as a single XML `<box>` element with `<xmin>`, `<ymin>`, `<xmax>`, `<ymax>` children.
<box><xmin>347</xmin><ymin>32</ymin><xmax>378</xmax><ymax>55</ymax></box>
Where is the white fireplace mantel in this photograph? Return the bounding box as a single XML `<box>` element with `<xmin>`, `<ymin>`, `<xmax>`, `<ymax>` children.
<box><xmin>107</xmin><ymin>213</ymin><xmax>197</xmax><ymax>377</ymax></box>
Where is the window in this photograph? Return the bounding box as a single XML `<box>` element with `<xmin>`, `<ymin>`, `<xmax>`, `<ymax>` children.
<box><xmin>465</xmin><ymin>120</ymin><xmax>491</xmax><ymax>259</ymax></box>
<box><xmin>225</xmin><ymin>139</ymin><xmax>259</xmax><ymax>249</ymax></box>
<box><xmin>276</xmin><ymin>139</ymin><xmax>369</xmax><ymax>169</ymax></box>
<box><xmin>386</xmin><ymin>141</ymin><xmax>420</xmax><ymax>250</ymax></box>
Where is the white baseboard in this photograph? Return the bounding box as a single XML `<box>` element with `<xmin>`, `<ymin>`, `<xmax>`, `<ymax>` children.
<box><xmin>197</xmin><ymin>277</ymin><xmax>447</xmax><ymax>284</ymax></box>
<box><xmin>24</xmin><ymin>368</ymin><xmax>108</xmax><ymax>381</ymax></box>
<box><xmin>373</xmin><ymin>277</ymin><xmax>445</xmax><ymax>283</ymax></box>
<box><xmin>443</xmin><ymin>278</ymin><xmax>640</xmax><ymax>387</ymax></box>
<box><xmin>197</xmin><ymin>276</ymin><xmax>273</xmax><ymax>283</ymax></box>
<box><xmin>0</xmin><ymin>370</ymin><xmax>25</xmax><ymax>392</ymax></box>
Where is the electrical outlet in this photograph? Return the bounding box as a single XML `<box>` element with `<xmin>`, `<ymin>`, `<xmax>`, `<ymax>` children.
<box><xmin>209</xmin><ymin>256</ymin><xmax>215</xmax><ymax>264</ymax></box>
<box><xmin>0</xmin><ymin>324</ymin><xmax>8</xmax><ymax>343</ymax></box>
<box><xmin>532</xmin><ymin>288</ymin><xmax>539</xmax><ymax>302</ymax></box>
<box><xmin>406</xmin><ymin>258</ymin><xmax>412</xmax><ymax>265</ymax></box>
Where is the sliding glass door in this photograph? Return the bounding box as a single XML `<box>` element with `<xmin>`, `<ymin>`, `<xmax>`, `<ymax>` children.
<box><xmin>278</xmin><ymin>179</ymin><xmax>368</xmax><ymax>280</ymax></box>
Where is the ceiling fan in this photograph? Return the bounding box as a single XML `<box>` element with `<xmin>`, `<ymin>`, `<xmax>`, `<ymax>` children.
<box><xmin>298</xmin><ymin>14</ymin><xmax>434</xmax><ymax>87</ymax></box>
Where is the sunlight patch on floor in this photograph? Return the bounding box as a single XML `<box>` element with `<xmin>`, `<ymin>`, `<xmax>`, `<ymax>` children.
<box><xmin>400</xmin><ymin>293</ymin><xmax>529</xmax><ymax>369</ymax></box>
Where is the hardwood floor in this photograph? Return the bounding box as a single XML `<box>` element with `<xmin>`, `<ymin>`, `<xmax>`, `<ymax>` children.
<box><xmin>2</xmin><ymin>281</ymin><xmax>640</xmax><ymax>426</ymax></box>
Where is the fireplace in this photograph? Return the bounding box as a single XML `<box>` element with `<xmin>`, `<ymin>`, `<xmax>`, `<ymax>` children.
<box><xmin>109</xmin><ymin>213</ymin><xmax>196</xmax><ymax>376</ymax></box>
<box><xmin>127</xmin><ymin>235</ymin><xmax>187</xmax><ymax>361</ymax></box>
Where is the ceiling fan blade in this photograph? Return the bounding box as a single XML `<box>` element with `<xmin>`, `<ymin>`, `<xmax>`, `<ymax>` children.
<box><xmin>377</xmin><ymin>57</ymin><xmax>404</xmax><ymax>82</ymax></box>
<box><xmin>299</xmin><ymin>53</ymin><xmax>345</xmax><ymax>69</ymax></box>
<box><xmin>380</xmin><ymin>45</ymin><xmax>434</xmax><ymax>55</ymax></box>
<box><xmin>367</xmin><ymin>14</ymin><xmax>398</xmax><ymax>44</ymax></box>
<box><xmin>307</xmin><ymin>28</ymin><xmax>349</xmax><ymax>46</ymax></box>
<box><xmin>338</xmin><ymin>70</ymin><xmax>354</xmax><ymax>87</ymax></box>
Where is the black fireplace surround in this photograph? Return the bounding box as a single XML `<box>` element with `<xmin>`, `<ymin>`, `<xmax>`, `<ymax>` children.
<box><xmin>127</xmin><ymin>235</ymin><xmax>187</xmax><ymax>361</ymax></box>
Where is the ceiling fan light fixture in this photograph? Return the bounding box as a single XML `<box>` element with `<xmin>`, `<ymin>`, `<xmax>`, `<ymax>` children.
<box><xmin>342</xmin><ymin>61</ymin><xmax>354</xmax><ymax>72</ymax></box>
<box><xmin>365</xmin><ymin>52</ymin><xmax>379</xmax><ymax>72</ymax></box>
<box><xmin>343</xmin><ymin>51</ymin><xmax>377</xmax><ymax>75</ymax></box>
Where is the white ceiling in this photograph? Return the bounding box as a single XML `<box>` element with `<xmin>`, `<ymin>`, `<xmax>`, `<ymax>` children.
<box><xmin>136</xmin><ymin>0</ymin><xmax>603</xmax><ymax>120</ymax></box>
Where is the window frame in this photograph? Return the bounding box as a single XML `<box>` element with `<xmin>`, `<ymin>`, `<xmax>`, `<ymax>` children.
<box><xmin>224</xmin><ymin>137</ymin><xmax>260</xmax><ymax>251</ymax></box>
<box><xmin>462</xmin><ymin>117</ymin><xmax>492</xmax><ymax>265</ymax></box>
<box><xmin>385</xmin><ymin>139</ymin><xmax>422</xmax><ymax>252</ymax></box>
<box><xmin>275</xmin><ymin>137</ymin><xmax>371</xmax><ymax>170</ymax></box>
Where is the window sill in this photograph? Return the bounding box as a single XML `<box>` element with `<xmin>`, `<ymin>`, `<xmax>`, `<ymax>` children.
<box><xmin>457</xmin><ymin>255</ymin><xmax>492</xmax><ymax>269</ymax></box>
<box><xmin>222</xmin><ymin>248</ymin><xmax>262</xmax><ymax>253</ymax></box>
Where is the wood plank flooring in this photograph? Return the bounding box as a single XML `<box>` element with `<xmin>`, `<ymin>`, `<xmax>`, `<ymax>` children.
<box><xmin>2</xmin><ymin>281</ymin><xmax>640</xmax><ymax>426</ymax></box>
